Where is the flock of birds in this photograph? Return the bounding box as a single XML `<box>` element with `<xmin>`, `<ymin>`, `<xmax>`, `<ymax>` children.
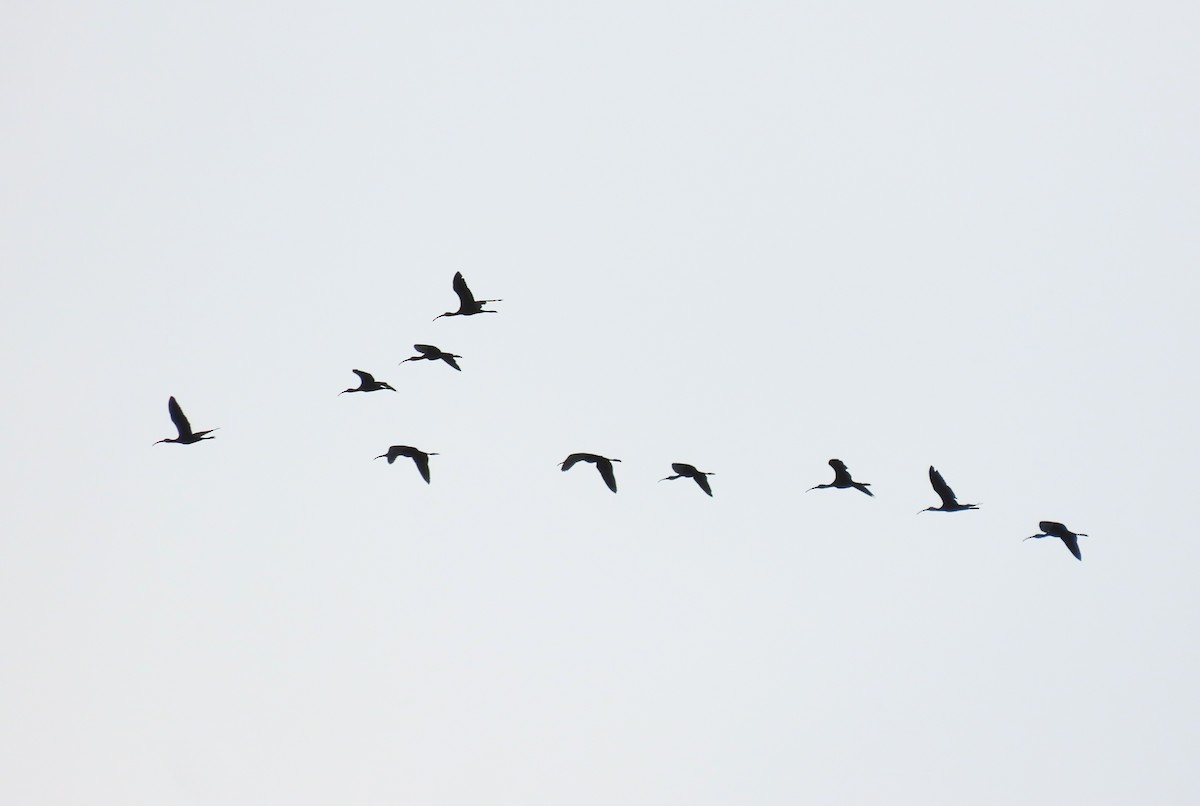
<box><xmin>155</xmin><ymin>272</ymin><xmax>1091</xmax><ymax>562</ymax></box>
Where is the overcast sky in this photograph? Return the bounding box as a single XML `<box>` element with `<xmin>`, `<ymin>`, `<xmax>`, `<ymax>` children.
<box><xmin>3</xmin><ymin>1</ymin><xmax>1199</xmax><ymax>803</ymax></box>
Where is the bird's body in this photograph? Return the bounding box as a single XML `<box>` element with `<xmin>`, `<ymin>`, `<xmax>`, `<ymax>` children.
<box><xmin>808</xmin><ymin>459</ymin><xmax>873</xmax><ymax>496</ymax></box>
<box><xmin>340</xmin><ymin>369</ymin><xmax>396</xmax><ymax>394</ymax></box>
<box><xmin>375</xmin><ymin>445</ymin><xmax>438</xmax><ymax>483</ymax></box>
<box><xmin>920</xmin><ymin>466</ymin><xmax>978</xmax><ymax>513</ymax></box>
<box><xmin>400</xmin><ymin>344</ymin><xmax>462</xmax><ymax>371</ymax></box>
<box><xmin>560</xmin><ymin>452</ymin><xmax>621</xmax><ymax>493</ymax></box>
<box><xmin>155</xmin><ymin>396</ymin><xmax>216</xmax><ymax>445</ymax></box>
<box><xmin>1025</xmin><ymin>521</ymin><xmax>1087</xmax><ymax>561</ymax></box>
<box><xmin>434</xmin><ymin>272</ymin><xmax>501</xmax><ymax>320</ymax></box>
<box><xmin>660</xmin><ymin>462</ymin><xmax>715</xmax><ymax>496</ymax></box>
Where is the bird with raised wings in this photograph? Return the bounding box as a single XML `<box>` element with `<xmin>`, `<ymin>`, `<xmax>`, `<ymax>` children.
<box><xmin>155</xmin><ymin>396</ymin><xmax>217</xmax><ymax>445</ymax></box>
<box><xmin>808</xmin><ymin>459</ymin><xmax>873</xmax><ymax>496</ymax></box>
<box><xmin>920</xmin><ymin>466</ymin><xmax>978</xmax><ymax>513</ymax></box>
<box><xmin>434</xmin><ymin>272</ymin><xmax>501</xmax><ymax>320</ymax></box>
<box><xmin>1025</xmin><ymin>521</ymin><xmax>1087</xmax><ymax>561</ymax></box>
<box><xmin>375</xmin><ymin>445</ymin><xmax>438</xmax><ymax>483</ymax></box>
<box><xmin>560</xmin><ymin>453</ymin><xmax>621</xmax><ymax>493</ymax></box>
<box><xmin>660</xmin><ymin>463</ymin><xmax>715</xmax><ymax>496</ymax></box>
<box><xmin>340</xmin><ymin>369</ymin><xmax>396</xmax><ymax>394</ymax></box>
<box><xmin>400</xmin><ymin>344</ymin><xmax>462</xmax><ymax>371</ymax></box>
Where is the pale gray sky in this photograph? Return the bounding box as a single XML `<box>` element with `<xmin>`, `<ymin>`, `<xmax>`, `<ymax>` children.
<box><xmin>3</xmin><ymin>1</ymin><xmax>1199</xmax><ymax>803</ymax></box>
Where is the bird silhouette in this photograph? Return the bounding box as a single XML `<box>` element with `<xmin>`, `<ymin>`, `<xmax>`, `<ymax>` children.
<box><xmin>400</xmin><ymin>344</ymin><xmax>462</xmax><ymax>371</ymax></box>
<box><xmin>560</xmin><ymin>453</ymin><xmax>621</xmax><ymax>493</ymax></box>
<box><xmin>920</xmin><ymin>466</ymin><xmax>978</xmax><ymax>513</ymax></box>
<box><xmin>155</xmin><ymin>396</ymin><xmax>217</xmax><ymax>445</ymax></box>
<box><xmin>340</xmin><ymin>369</ymin><xmax>396</xmax><ymax>394</ymax></box>
<box><xmin>808</xmin><ymin>459</ymin><xmax>873</xmax><ymax>496</ymax></box>
<box><xmin>660</xmin><ymin>462</ymin><xmax>715</xmax><ymax>496</ymax></box>
<box><xmin>433</xmin><ymin>272</ymin><xmax>501</xmax><ymax>320</ymax></box>
<box><xmin>1024</xmin><ymin>521</ymin><xmax>1087</xmax><ymax>561</ymax></box>
<box><xmin>375</xmin><ymin>445</ymin><xmax>438</xmax><ymax>483</ymax></box>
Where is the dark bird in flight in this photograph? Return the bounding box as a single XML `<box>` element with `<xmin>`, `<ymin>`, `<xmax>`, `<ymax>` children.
<box><xmin>155</xmin><ymin>396</ymin><xmax>217</xmax><ymax>445</ymax></box>
<box><xmin>808</xmin><ymin>459</ymin><xmax>873</xmax><ymax>496</ymax></box>
<box><xmin>340</xmin><ymin>369</ymin><xmax>396</xmax><ymax>394</ymax></box>
<box><xmin>920</xmin><ymin>466</ymin><xmax>979</xmax><ymax>513</ymax></box>
<box><xmin>660</xmin><ymin>463</ymin><xmax>715</xmax><ymax>496</ymax></box>
<box><xmin>1025</xmin><ymin>521</ymin><xmax>1087</xmax><ymax>561</ymax></box>
<box><xmin>434</xmin><ymin>272</ymin><xmax>501</xmax><ymax>320</ymax></box>
<box><xmin>400</xmin><ymin>344</ymin><xmax>462</xmax><ymax>371</ymax></box>
<box><xmin>375</xmin><ymin>445</ymin><xmax>438</xmax><ymax>483</ymax></box>
<box><xmin>560</xmin><ymin>453</ymin><xmax>621</xmax><ymax>493</ymax></box>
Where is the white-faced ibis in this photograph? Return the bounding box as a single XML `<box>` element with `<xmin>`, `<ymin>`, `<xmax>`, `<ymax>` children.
<box><xmin>375</xmin><ymin>445</ymin><xmax>438</xmax><ymax>483</ymax></box>
<box><xmin>920</xmin><ymin>466</ymin><xmax>978</xmax><ymax>513</ymax></box>
<box><xmin>155</xmin><ymin>396</ymin><xmax>217</xmax><ymax>445</ymax></box>
<box><xmin>560</xmin><ymin>453</ymin><xmax>621</xmax><ymax>493</ymax></box>
<box><xmin>1025</xmin><ymin>521</ymin><xmax>1087</xmax><ymax>561</ymax></box>
<box><xmin>660</xmin><ymin>462</ymin><xmax>715</xmax><ymax>496</ymax></box>
<box><xmin>400</xmin><ymin>344</ymin><xmax>462</xmax><ymax>371</ymax></box>
<box><xmin>434</xmin><ymin>272</ymin><xmax>501</xmax><ymax>320</ymax></box>
<box><xmin>808</xmin><ymin>459</ymin><xmax>873</xmax><ymax>496</ymax></box>
<box><xmin>340</xmin><ymin>369</ymin><xmax>396</xmax><ymax>394</ymax></box>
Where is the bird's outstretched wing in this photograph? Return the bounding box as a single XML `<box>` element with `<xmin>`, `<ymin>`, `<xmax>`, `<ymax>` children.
<box><xmin>929</xmin><ymin>466</ymin><xmax>958</xmax><ymax>507</ymax></box>
<box><xmin>829</xmin><ymin>459</ymin><xmax>852</xmax><ymax>485</ymax></box>
<box><xmin>442</xmin><ymin>355</ymin><xmax>461</xmax><ymax>371</ymax></box>
<box><xmin>412</xmin><ymin>452</ymin><xmax>432</xmax><ymax>483</ymax></box>
<box><xmin>168</xmin><ymin>396</ymin><xmax>193</xmax><ymax>439</ymax></box>
<box><xmin>1061</xmin><ymin>533</ymin><xmax>1082</xmax><ymax>561</ymax></box>
<box><xmin>352</xmin><ymin>369</ymin><xmax>376</xmax><ymax>385</ymax></box>
<box><xmin>453</xmin><ymin>272</ymin><xmax>477</xmax><ymax>307</ymax></box>
<box><xmin>414</xmin><ymin>344</ymin><xmax>439</xmax><ymax>356</ymax></box>
<box><xmin>1039</xmin><ymin>521</ymin><xmax>1066</xmax><ymax>536</ymax></box>
<box><xmin>694</xmin><ymin>474</ymin><xmax>713</xmax><ymax>497</ymax></box>
<box><xmin>671</xmin><ymin>463</ymin><xmax>696</xmax><ymax>475</ymax></box>
<box><xmin>596</xmin><ymin>459</ymin><xmax>618</xmax><ymax>493</ymax></box>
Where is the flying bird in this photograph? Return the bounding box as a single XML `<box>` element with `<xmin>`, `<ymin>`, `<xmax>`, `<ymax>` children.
<box><xmin>1024</xmin><ymin>521</ymin><xmax>1087</xmax><ymax>561</ymax></box>
<box><xmin>808</xmin><ymin>459</ymin><xmax>873</xmax><ymax>496</ymax></box>
<box><xmin>660</xmin><ymin>462</ymin><xmax>715</xmax><ymax>496</ymax></box>
<box><xmin>340</xmin><ymin>369</ymin><xmax>396</xmax><ymax>394</ymax></box>
<box><xmin>560</xmin><ymin>453</ymin><xmax>621</xmax><ymax>493</ymax></box>
<box><xmin>400</xmin><ymin>344</ymin><xmax>462</xmax><ymax>371</ymax></box>
<box><xmin>375</xmin><ymin>445</ymin><xmax>438</xmax><ymax>483</ymax></box>
<box><xmin>920</xmin><ymin>466</ymin><xmax>979</xmax><ymax>513</ymax></box>
<box><xmin>434</xmin><ymin>272</ymin><xmax>501</xmax><ymax>320</ymax></box>
<box><xmin>155</xmin><ymin>396</ymin><xmax>217</xmax><ymax>445</ymax></box>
